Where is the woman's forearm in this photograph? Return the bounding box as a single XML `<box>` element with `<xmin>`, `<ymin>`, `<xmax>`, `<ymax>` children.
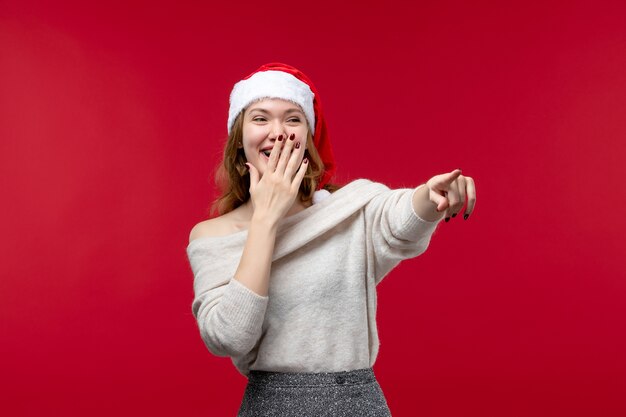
<box><xmin>232</xmin><ymin>213</ymin><xmax>278</xmax><ymax>297</ymax></box>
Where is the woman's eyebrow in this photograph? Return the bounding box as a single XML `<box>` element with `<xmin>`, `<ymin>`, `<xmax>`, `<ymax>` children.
<box><xmin>250</xmin><ymin>108</ymin><xmax>303</xmax><ymax>115</ymax></box>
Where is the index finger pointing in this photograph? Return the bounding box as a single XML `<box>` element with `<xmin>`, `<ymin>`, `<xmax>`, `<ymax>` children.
<box><xmin>441</xmin><ymin>169</ymin><xmax>462</xmax><ymax>185</ymax></box>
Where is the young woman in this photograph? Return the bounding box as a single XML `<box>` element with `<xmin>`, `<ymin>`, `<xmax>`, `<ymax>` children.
<box><xmin>186</xmin><ymin>62</ymin><xmax>476</xmax><ymax>416</ymax></box>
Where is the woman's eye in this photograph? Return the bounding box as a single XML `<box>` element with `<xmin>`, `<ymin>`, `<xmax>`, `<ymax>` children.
<box><xmin>252</xmin><ymin>117</ymin><xmax>299</xmax><ymax>123</ymax></box>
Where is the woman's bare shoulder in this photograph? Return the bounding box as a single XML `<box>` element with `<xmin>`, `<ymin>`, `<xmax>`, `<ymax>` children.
<box><xmin>188</xmin><ymin>209</ymin><xmax>247</xmax><ymax>243</ymax></box>
<box><xmin>188</xmin><ymin>217</ymin><xmax>227</xmax><ymax>243</ymax></box>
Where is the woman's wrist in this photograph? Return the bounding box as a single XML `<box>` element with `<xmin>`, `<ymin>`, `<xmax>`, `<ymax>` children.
<box><xmin>412</xmin><ymin>184</ymin><xmax>445</xmax><ymax>222</ymax></box>
<box><xmin>251</xmin><ymin>211</ymin><xmax>280</xmax><ymax>231</ymax></box>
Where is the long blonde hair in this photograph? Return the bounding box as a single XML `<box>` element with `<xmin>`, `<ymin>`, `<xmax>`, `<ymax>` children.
<box><xmin>208</xmin><ymin>110</ymin><xmax>342</xmax><ymax>217</ymax></box>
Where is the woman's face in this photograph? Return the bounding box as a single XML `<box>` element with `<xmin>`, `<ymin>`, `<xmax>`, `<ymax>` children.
<box><xmin>241</xmin><ymin>98</ymin><xmax>309</xmax><ymax>178</ymax></box>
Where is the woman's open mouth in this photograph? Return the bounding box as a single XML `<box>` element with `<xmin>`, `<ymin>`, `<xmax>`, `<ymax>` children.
<box><xmin>260</xmin><ymin>150</ymin><xmax>271</xmax><ymax>161</ymax></box>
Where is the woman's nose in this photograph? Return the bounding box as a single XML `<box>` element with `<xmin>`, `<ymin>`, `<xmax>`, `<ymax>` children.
<box><xmin>270</xmin><ymin>121</ymin><xmax>288</xmax><ymax>139</ymax></box>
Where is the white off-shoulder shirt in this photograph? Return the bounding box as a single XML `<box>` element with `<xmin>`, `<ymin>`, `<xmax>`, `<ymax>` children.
<box><xmin>186</xmin><ymin>179</ymin><xmax>442</xmax><ymax>377</ymax></box>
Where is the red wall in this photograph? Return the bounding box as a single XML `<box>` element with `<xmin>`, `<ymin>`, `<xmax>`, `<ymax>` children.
<box><xmin>2</xmin><ymin>1</ymin><xmax>625</xmax><ymax>416</ymax></box>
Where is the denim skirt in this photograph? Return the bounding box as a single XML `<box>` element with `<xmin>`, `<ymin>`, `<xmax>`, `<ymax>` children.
<box><xmin>236</xmin><ymin>367</ymin><xmax>392</xmax><ymax>417</ymax></box>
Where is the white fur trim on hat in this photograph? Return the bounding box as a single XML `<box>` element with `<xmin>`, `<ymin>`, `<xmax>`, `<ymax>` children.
<box><xmin>228</xmin><ymin>70</ymin><xmax>316</xmax><ymax>135</ymax></box>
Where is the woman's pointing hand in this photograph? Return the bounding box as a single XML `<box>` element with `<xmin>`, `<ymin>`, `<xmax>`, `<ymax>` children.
<box><xmin>426</xmin><ymin>169</ymin><xmax>476</xmax><ymax>221</ymax></box>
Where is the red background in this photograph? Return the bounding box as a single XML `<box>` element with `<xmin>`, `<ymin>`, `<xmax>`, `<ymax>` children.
<box><xmin>2</xmin><ymin>1</ymin><xmax>625</xmax><ymax>416</ymax></box>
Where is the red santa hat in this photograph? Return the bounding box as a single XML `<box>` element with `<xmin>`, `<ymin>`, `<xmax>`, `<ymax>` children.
<box><xmin>228</xmin><ymin>62</ymin><xmax>336</xmax><ymax>190</ymax></box>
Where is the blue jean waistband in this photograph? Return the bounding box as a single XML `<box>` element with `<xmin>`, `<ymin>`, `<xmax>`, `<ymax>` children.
<box><xmin>246</xmin><ymin>367</ymin><xmax>377</xmax><ymax>387</ymax></box>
